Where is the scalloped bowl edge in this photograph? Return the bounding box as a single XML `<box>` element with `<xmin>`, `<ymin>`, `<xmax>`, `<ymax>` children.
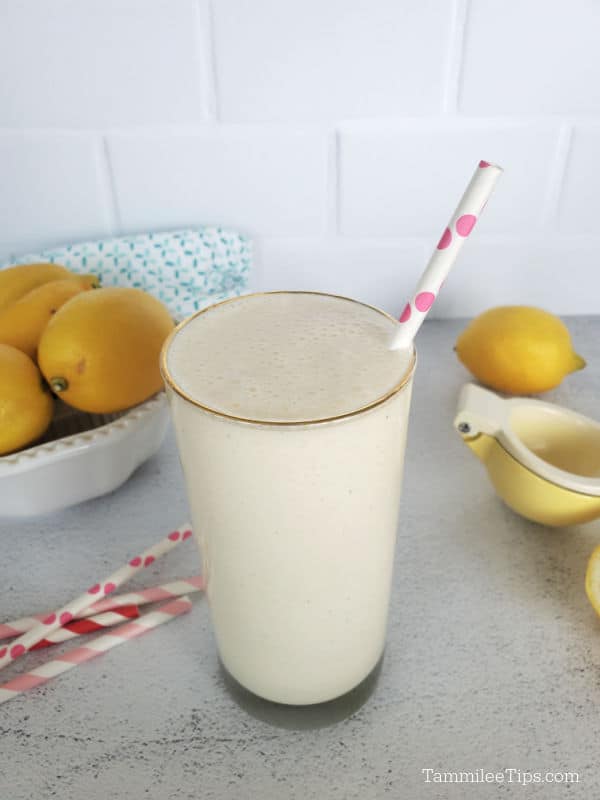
<box><xmin>0</xmin><ymin>393</ymin><xmax>169</xmax><ymax>517</ymax></box>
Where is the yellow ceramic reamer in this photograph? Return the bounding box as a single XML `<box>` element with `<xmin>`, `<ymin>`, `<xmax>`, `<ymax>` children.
<box><xmin>454</xmin><ymin>383</ymin><xmax>600</xmax><ymax>527</ymax></box>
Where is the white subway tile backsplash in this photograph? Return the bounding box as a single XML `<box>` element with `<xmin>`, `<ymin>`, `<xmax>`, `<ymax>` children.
<box><xmin>0</xmin><ymin>0</ymin><xmax>208</xmax><ymax>128</ymax></box>
<box><xmin>461</xmin><ymin>0</ymin><xmax>600</xmax><ymax>114</ymax></box>
<box><xmin>433</xmin><ymin>239</ymin><xmax>599</xmax><ymax>318</ymax></box>
<box><xmin>212</xmin><ymin>0</ymin><xmax>452</xmax><ymax>121</ymax></box>
<box><xmin>258</xmin><ymin>236</ymin><xmax>599</xmax><ymax>319</ymax></box>
<box><xmin>257</xmin><ymin>238</ymin><xmax>425</xmax><ymax>316</ymax></box>
<box><xmin>339</xmin><ymin>121</ymin><xmax>559</xmax><ymax>237</ymax></box>
<box><xmin>559</xmin><ymin>126</ymin><xmax>600</xmax><ymax>234</ymax></box>
<box><xmin>107</xmin><ymin>128</ymin><xmax>328</xmax><ymax>236</ymax></box>
<box><xmin>1</xmin><ymin>1</ymin><xmax>600</xmax><ymax>316</ymax></box>
<box><xmin>0</xmin><ymin>134</ymin><xmax>111</xmax><ymax>259</ymax></box>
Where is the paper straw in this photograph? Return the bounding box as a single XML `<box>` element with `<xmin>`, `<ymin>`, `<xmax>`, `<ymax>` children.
<box><xmin>0</xmin><ymin>597</ymin><xmax>192</xmax><ymax>706</ymax></box>
<box><xmin>0</xmin><ymin>576</ymin><xmax>204</xmax><ymax>641</ymax></box>
<box><xmin>83</xmin><ymin>575</ymin><xmax>204</xmax><ymax>615</ymax></box>
<box><xmin>30</xmin><ymin>606</ymin><xmax>140</xmax><ymax>650</ymax></box>
<box><xmin>0</xmin><ymin>522</ymin><xmax>193</xmax><ymax>672</ymax></box>
<box><xmin>390</xmin><ymin>159</ymin><xmax>503</xmax><ymax>350</ymax></box>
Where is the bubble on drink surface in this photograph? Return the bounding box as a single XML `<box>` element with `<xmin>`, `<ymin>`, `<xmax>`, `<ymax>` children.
<box><xmin>167</xmin><ymin>293</ymin><xmax>412</xmax><ymax>423</ymax></box>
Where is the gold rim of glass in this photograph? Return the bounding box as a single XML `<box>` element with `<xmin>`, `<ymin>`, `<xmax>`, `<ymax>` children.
<box><xmin>160</xmin><ymin>291</ymin><xmax>417</xmax><ymax>427</ymax></box>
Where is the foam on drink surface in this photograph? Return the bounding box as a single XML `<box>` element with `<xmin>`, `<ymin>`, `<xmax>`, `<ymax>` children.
<box><xmin>166</xmin><ymin>293</ymin><xmax>412</xmax><ymax>423</ymax></box>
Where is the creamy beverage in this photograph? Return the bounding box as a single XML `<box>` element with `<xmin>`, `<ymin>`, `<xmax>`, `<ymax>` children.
<box><xmin>162</xmin><ymin>292</ymin><xmax>415</xmax><ymax>705</ymax></box>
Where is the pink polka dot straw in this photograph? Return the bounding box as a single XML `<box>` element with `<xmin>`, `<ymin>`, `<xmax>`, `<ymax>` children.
<box><xmin>390</xmin><ymin>159</ymin><xmax>503</xmax><ymax>351</ymax></box>
<box><xmin>0</xmin><ymin>597</ymin><xmax>193</xmax><ymax>706</ymax></box>
<box><xmin>0</xmin><ymin>522</ymin><xmax>194</xmax><ymax>672</ymax></box>
<box><xmin>29</xmin><ymin>606</ymin><xmax>141</xmax><ymax>650</ymax></box>
<box><xmin>0</xmin><ymin>576</ymin><xmax>204</xmax><ymax>641</ymax></box>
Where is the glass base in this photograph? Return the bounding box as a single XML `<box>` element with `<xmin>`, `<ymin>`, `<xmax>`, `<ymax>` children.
<box><xmin>217</xmin><ymin>653</ymin><xmax>384</xmax><ymax>730</ymax></box>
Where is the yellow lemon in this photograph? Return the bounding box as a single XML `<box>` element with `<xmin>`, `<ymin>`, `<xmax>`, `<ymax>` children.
<box><xmin>455</xmin><ymin>306</ymin><xmax>585</xmax><ymax>395</ymax></box>
<box><xmin>38</xmin><ymin>287</ymin><xmax>174</xmax><ymax>413</ymax></box>
<box><xmin>0</xmin><ymin>276</ymin><xmax>98</xmax><ymax>360</ymax></box>
<box><xmin>0</xmin><ymin>262</ymin><xmax>78</xmax><ymax>311</ymax></box>
<box><xmin>0</xmin><ymin>343</ymin><xmax>53</xmax><ymax>455</ymax></box>
<box><xmin>585</xmin><ymin>545</ymin><xmax>600</xmax><ymax>618</ymax></box>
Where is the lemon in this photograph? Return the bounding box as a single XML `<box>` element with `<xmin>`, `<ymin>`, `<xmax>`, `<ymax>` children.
<box><xmin>38</xmin><ymin>287</ymin><xmax>174</xmax><ymax>413</ymax></box>
<box><xmin>0</xmin><ymin>276</ymin><xmax>98</xmax><ymax>360</ymax></box>
<box><xmin>0</xmin><ymin>262</ymin><xmax>77</xmax><ymax>311</ymax></box>
<box><xmin>455</xmin><ymin>306</ymin><xmax>585</xmax><ymax>395</ymax></box>
<box><xmin>586</xmin><ymin>545</ymin><xmax>600</xmax><ymax>618</ymax></box>
<box><xmin>0</xmin><ymin>343</ymin><xmax>53</xmax><ymax>455</ymax></box>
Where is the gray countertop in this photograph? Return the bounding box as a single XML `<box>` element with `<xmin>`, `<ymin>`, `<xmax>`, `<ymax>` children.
<box><xmin>3</xmin><ymin>317</ymin><xmax>600</xmax><ymax>799</ymax></box>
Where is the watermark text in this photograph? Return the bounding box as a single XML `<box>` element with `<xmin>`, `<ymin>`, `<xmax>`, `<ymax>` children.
<box><xmin>422</xmin><ymin>768</ymin><xmax>579</xmax><ymax>786</ymax></box>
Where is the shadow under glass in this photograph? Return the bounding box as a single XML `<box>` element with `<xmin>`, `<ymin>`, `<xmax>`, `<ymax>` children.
<box><xmin>217</xmin><ymin>655</ymin><xmax>384</xmax><ymax>730</ymax></box>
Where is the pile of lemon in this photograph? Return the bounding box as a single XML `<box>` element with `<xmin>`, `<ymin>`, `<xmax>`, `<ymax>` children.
<box><xmin>0</xmin><ymin>263</ymin><xmax>174</xmax><ymax>456</ymax></box>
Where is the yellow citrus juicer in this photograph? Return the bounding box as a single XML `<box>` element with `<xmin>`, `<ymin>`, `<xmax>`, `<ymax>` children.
<box><xmin>454</xmin><ymin>383</ymin><xmax>600</xmax><ymax>527</ymax></box>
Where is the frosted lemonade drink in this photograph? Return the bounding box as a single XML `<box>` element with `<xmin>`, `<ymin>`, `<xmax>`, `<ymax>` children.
<box><xmin>161</xmin><ymin>292</ymin><xmax>415</xmax><ymax>705</ymax></box>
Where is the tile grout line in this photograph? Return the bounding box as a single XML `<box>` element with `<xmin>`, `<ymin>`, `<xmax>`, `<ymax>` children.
<box><xmin>196</xmin><ymin>0</ymin><xmax>219</xmax><ymax>122</ymax></box>
<box><xmin>249</xmin><ymin>236</ymin><xmax>266</xmax><ymax>291</ymax></box>
<box><xmin>442</xmin><ymin>0</ymin><xmax>469</xmax><ymax>114</ymax></box>
<box><xmin>97</xmin><ymin>135</ymin><xmax>121</xmax><ymax>235</ymax></box>
<box><xmin>540</xmin><ymin>122</ymin><xmax>574</xmax><ymax>230</ymax></box>
<box><xmin>325</xmin><ymin>128</ymin><xmax>339</xmax><ymax>236</ymax></box>
<box><xmin>1</xmin><ymin>113</ymin><xmax>600</xmax><ymax>137</ymax></box>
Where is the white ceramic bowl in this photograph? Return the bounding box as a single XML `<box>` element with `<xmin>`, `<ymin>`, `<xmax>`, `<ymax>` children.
<box><xmin>0</xmin><ymin>394</ymin><xmax>169</xmax><ymax>517</ymax></box>
<box><xmin>0</xmin><ymin>227</ymin><xmax>251</xmax><ymax>518</ymax></box>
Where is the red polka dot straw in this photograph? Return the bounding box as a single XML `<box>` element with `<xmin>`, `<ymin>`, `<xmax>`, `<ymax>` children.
<box><xmin>390</xmin><ymin>159</ymin><xmax>503</xmax><ymax>351</ymax></box>
<box><xmin>0</xmin><ymin>576</ymin><xmax>204</xmax><ymax>641</ymax></box>
<box><xmin>30</xmin><ymin>606</ymin><xmax>141</xmax><ymax>650</ymax></box>
<box><xmin>0</xmin><ymin>597</ymin><xmax>193</xmax><ymax>706</ymax></box>
<box><xmin>0</xmin><ymin>522</ymin><xmax>194</xmax><ymax>673</ymax></box>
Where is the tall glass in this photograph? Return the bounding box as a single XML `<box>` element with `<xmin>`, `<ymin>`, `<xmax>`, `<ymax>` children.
<box><xmin>161</xmin><ymin>292</ymin><xmax>416</xmax><ymax>705</ymax></box>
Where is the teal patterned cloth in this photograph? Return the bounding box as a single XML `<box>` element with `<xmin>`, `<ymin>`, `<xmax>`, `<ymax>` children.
<box><xmin>4</xmin><ymin>228</ymin><xmax>252</xmax><ymax>318</ymax></box>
